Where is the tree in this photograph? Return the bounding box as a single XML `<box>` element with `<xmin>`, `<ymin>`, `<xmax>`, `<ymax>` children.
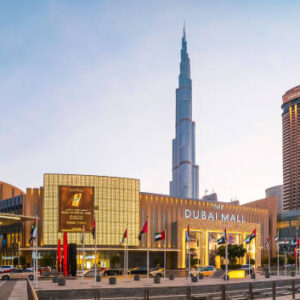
<box><xmin>110</xmin><ymin>255</ymin><xmax>121</xmax><ymax>268</ymax></box>
<box><xmin>217</xmin><ymin>244</ymin><xmax>247</xmax><ymax>264</ymax></box>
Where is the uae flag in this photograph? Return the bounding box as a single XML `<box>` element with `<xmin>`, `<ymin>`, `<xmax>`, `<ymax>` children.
<box><xmin>154</xmin><ymin>230</ymin><xmax>165</xmax><ymax>241</ymax></box>
<box><xmin>92</xmin><ymin>219</ymin><xmax>96</xmax><ymax>240</ymax></box>
<box><xmin>121</xmin><ymin>228</ymin><xmax>127</xmax><ymax>244</ymax></box>
<box><xmin>245</xmin><ymin>229</ymin><xmax>256</xmax><ymax>244</ymax></box>
<box><xmin>185</xmin><ymin>224</ymin><xmax>190</xmax><ymax>242</ymax></box>
<box><xmin>291</xmin><ymin>233</ymin><xmax>298</xmax><ymax>247</ymax></box>
<box><xmin>138</xmin><ymin>220</ymin><xmax>148</xmax><ymax>241</ymax></box>
<box><xmin>274</xmin><ymin>233</ymin><xmax>279</xmax><ymax>243</ymax></box>
<box><xmin>217</xmin><ymin>228</ymin><xmax>227</xmax><ymax>245</ymax></box>
<box><xmin>29</xmin><ymin>219</ymin><xmax>37</xmax><ymax>244</ymax></box>
<box><xmin>265</xmin><ymin>236</ymin><xmax>270</xmax><ymax>249</ymax></box>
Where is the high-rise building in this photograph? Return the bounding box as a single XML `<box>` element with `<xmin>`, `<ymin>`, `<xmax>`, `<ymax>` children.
<box><xmin>265</xmin><ymin>185</ymin><xmax>283</xmax><ymax>213</ymax></box>
<box><xmin>282</xmin><ymin>85</ymin><xmax>300</xmax><ymax>210</ymax></box>
<box><xmin>170</xmin><ymin>28</ymin><xmax>199</xmax><ymax>199</ymax></box>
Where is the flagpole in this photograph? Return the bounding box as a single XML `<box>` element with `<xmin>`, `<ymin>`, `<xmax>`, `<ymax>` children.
<box><xmin>94</xmin><ymin>221</ymin><xmax>97</xmax><ymax>286</ymax></box>
<box><xmin>164</xmin><ymin>227</ymin><xmax>166</xmax><ymax>279</ymax></box>
<box><xmin>197</xmin><ymin>232</ymin><xmax>200</xmax><ymax>275</ymax></box>
<box><xmin>248</xmin><ymin>241</ymin><xmax>251</xmax><ymax>277</ymax></box>
<box><xmin>277</xmin><ymin>242</ymin><xmax>279</xmax><ymax>277</ymax></box>
<box><xmin>33</xmin><ymin>239</ymin><xmax>36</xmax><ymax>287</ymax></box>
<box><xmin>188</xmin><ymin>231</ymin><xmax>191</xmax><ymax>279</ymax></box>
<box><xmin>285</xmin><ymin>248</ymin><xmax>287</xmax><ymax>277</ymax></box>
<box><xmin>185</xmin><ymin>231</ymin><xmax>187</xmax><ymax>280</ymax></box>
<box><xmin>126</xmin><ymin>234</ymin><xmax>128</xmax><ymax>279</ymax></box>
<box><xmin>35</xmin><ymin>216</ymin><xmax>39</xmax><ymax>288</ymax></box>
<box><xmin>225</xmin><ymin>230</ymin><xmax>228</xmax><ymax>284</ymax></box>
<box><xmin>124</xmin><ymin>233</ymin><xmax>126</xmax><ymax>278</ymax></box>
<box><xmin>147</xmin><ymin>217</ymin><xmax>149</xmax><ymax>281</ymax></box>
<box><xmin>82</xmin><ymin>225</ymin><xmax>84</xmax><ymax>281</ymax></box>
<box><xmin>268</xmin><ymin>239</ymin><xmax>270</xmax><ymax>274</ymax></box>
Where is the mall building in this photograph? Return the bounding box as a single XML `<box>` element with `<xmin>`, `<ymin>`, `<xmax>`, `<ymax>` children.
<box><xmin>0</xmin><ymin>174</ymin><xmax>278</xmax><ymax>270</ymax></box>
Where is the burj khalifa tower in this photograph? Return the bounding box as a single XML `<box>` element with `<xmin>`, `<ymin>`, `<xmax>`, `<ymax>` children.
<box><xmin>170</xmin><ymin>28</ymin><xmax>199</xmax><ymax>199</ymax></box>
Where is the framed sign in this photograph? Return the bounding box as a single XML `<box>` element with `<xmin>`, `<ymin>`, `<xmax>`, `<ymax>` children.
<box><xmin>59</xmin><ymin>186</ymin><xmax>94</xmax><ymax>232</ymax></box>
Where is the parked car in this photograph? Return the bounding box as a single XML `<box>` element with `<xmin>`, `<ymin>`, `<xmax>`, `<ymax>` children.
<box><xmin>0</xmin><ymin>266</ymin><xmax>14</xmax><ymax>273</ymax></box>
<box><xmin>199</xmin><ymin>266</ymin><xmax>216</xmax><ymax>277</ymax></box>
<box><xmin>240</xmin><ymin>264</ymin><xmax>254</xmax><ymax>275</ymax></box>
<box><xmin>150</xmin><ymin>268</ymin><xmax>164</xmax><ymax>277</ymax></box>
<box><xmin>102</xmin><ymin>269</ymin><xmax>122</xmax><ymax>276</ymax></box>
<box><xmin>224</xmin><ymin>269</ymin><xmax>246</xmax><ymax>280</ymax></box>
<box><xmin>128</xmin><ymin>267</ymin><xmax>147</xmax><ymax>275</ymax></box>
<box><xmin>0</xmin><ymin>268</ymin><xmax>40</xmax><ymax>280</ymax></box>
<box><xmin>82</xmin><ymin>269</ymin><xmax>102</xmax><ymax>277</ymax></box>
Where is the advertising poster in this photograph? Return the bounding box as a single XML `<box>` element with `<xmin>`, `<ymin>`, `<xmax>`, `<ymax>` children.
<box><xmin>59</xmin><ymin>186</ymin><xmax>94</xmax><ymax>232</ymax></box>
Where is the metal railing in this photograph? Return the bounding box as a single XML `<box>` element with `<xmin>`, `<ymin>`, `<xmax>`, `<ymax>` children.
<box><xmin>27</xmin><ymin>278</ymin><xmax>39</xmax><ymax>300</ymax></box>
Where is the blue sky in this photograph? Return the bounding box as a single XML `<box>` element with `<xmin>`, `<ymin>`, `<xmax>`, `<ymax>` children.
<box><xmin>1</xmin><ymin>1</ymin><xmax>300</xmax><ymax>203</ymax></box>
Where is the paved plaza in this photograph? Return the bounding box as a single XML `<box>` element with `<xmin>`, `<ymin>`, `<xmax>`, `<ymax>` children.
<box><xmin>0</xmin><ymin>280</ymin><xmax>27</xmax><ymax>300</ymax></box>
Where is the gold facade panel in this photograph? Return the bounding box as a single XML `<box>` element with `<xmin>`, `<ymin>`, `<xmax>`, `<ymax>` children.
<box><xmin>43</xmin><ymin>174</ymin><xmax>140</xmax><ymax>246</ymax></box>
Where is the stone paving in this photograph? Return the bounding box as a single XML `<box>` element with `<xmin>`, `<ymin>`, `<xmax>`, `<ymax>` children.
<box><xmin>35</xmin><ymin>274</ymin><xmax>300</xmax><ymax>290</ymax></box>
<box><xmin>7</xmin><ymin>281</ymin><xmax>27</xmax><ymax>300</ymax></box>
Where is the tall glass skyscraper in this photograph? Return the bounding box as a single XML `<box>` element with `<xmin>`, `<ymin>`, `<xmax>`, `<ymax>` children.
<box><xmin>170</xmin><ymin>28</ymin><xmax>199</xmax><ymax>199</ymax></box>
<box><xmin>282</xmin><ymin>85</ymin><xmax>300</xmax><ymax>210</ymax></box>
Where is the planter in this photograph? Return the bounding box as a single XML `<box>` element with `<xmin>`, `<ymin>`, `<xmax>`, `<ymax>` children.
<box><xmin>96</xmin><ymin>275</ymin><xmax>101</xmax><ymax>282</ymax></box>
<box><xmin>169</xmin><ymin>274</ymin><xmax>174</xmax><ymax>280</ymax></box>
<box><xmin>58</xmin><ymin>277</ymin><xmax>65</xmax><ymax>286</ymax></box>
<box><xmin>134</xmin><ymin>274</ymin><xmax>140</xmax><ymax>281</ymax></box>
<box><xmin>154</xmin><ymin>275</ymin><xmax>160</xmax><ymax>284</ymax></box>
<box><xmin>251</xmin><ymin>273</ymin><xmax>256</xmax><ymax>279</ymax></box>
<box><xmin>198</xmin><ymin>273</ymin><xmax>204</xmax><ymax>279</ymax></box>
<box><xmin>52</xmin><ymin>276</ymin><xmax>58</xmax><ymax>283</ymax></box>
<box><xmin>191</xmin><ymin>275</ymin><xmax>198</xmax><ymax>283</ymax></box>
<box><xmin>265</xmin><ymin>272</ymin><xmax>270</xmax><ymax>278</ymax></box>
<box><xmin>109</xmin><ymin>277</ymin><xmax>116</xmax><ymax>285</ymax></box>
<box><xmin>291</xmin><ymin>271</ymin><xmax>296</xmax><ymax>277</ymax></box>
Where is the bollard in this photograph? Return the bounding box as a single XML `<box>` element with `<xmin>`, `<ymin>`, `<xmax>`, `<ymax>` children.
<box><xmin>249</xmin><ymin>283</ymin><xmax>253</xmax><ymax>300</ymax></box>
<box><xmin>169</xmin><ymin>274</ymin><xmax>174</xmax><ymax>280</ymax></box>
<box><xmin>291</xmin><ymin>271</ymin><xmax>296</xmax><ymax>277</ymax></box>
<box><xmin>154</xmin><ymin>275</ymin><xmax>160</xmax><ymax>284</ymax></box>
<box><xmin>186</xmin><ymin>287</ymin><xmax>191</xmax><ymax>300</ymax></box>
<box><xmin>221</xmin><ymin>284</ymin><xmax>226</xmax><ymax>300</ymax></box>
<box><xmin>134</xmin><ymin>274</ymin><xmax>140</xmax><ymax>281</ymax></box>
<box><xmin>224</xmin><ymin>275</ymin><xmax>229</xmax><ymax>281</ymax></box>
<box><xmin>109</xmin><ymin>277</ymin><xmax>116</xmax><ymax>285</ymax></box>
<box><xmin>292</xmin><ymin>280</ymin><xmax>295</xmax><ymax>299</ymax></box>
<box><xmin>57</xmin><ymin>277</ymin><xmax>65</xmax><ymax>286</ymax></box>
<box><xmin>272</xmin><ymin>281</ymin><xmax>276</xmax><ymax>300</ymax></box>
<box><xmin>144</xmin><ymin>288</ymin><xmax>149</xmax><ymax>300</ymax></box>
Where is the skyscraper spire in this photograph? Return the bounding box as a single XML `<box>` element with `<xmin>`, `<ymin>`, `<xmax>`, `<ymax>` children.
<box><xmin>170</xmin><ymin>28</ymin><xmax>199</xmax><ymax>199</ymax></box>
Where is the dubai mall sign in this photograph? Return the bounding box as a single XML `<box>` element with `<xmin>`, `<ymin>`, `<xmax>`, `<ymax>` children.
<box><xmin>184</xmin><ymin>204</ymin><xmax>246</xmax><ymax>223</ymax></box>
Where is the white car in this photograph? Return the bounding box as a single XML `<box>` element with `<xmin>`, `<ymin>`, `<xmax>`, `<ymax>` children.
<box><xmin>0</xmin><ymin>266</ymin><xmax>14</xmax><ymax>273</ymax></box>
<box><xmin>0</xmin><ymin>268</ymin><xmax>39</xmax><ymax>280</ymax></box>
<box><xmin>150</xmin><ymin>268</ymin><xmax>164</xmax><ymax>277</ymax></box>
